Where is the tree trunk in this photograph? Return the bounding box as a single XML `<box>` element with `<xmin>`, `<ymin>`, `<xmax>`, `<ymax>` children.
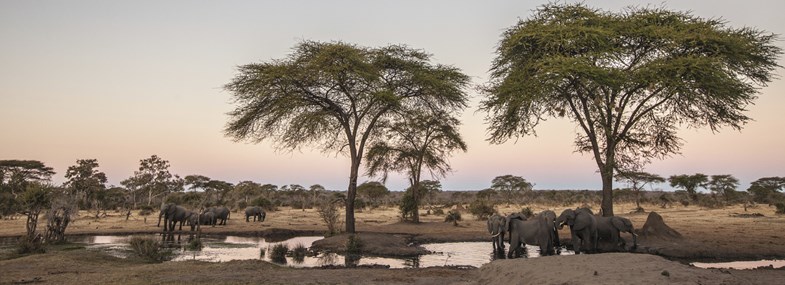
<box><xmin>600</xmin><ymin>169</ymin><xmax>614</xmax><ymax>217</ymax></box>
<box><xmin>345</xmin><ymin>158</ymin><xmax>359</xmax><ymax>234</ymax></box>
<box><xmin>412</xmin><ymin>179</ymin><xmax>420</xmax><ymax>223</ymax></box>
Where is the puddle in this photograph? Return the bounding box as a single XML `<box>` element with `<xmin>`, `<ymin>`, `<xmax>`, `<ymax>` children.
<box><xmin>691</xmin><ymin>260</ymin><xmax>785</xmax><ymax>270</ymax></box>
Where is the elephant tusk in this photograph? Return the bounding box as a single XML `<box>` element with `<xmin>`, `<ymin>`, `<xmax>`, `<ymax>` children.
<box><xmin>490</xmin><ymin>232</ymin><xmax>501</xmax><ymax>238</ymax></box>
<box><xmin>632</xmin><ymin>233</ymin><xmax>639</xmax><ymax>237</ymax></box>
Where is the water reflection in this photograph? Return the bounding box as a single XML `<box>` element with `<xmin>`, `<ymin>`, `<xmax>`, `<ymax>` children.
<box><xmin>692</xmin><ymin>260</ymin><xmax>785</xmax><ymax>270</ymax></box>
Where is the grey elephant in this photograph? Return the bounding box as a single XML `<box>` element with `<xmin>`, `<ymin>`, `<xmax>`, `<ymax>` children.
<box><xmin>487</xmin><ymin>213</ymin><xmax>507</xmax><ymax>253</ymax></box>
<box><xmin>506</xmin><ymin>212</ymin><xmax>555</xmax><ymax>258</ymax></box>
<box><xmin>539</xmin><ymin>210</ymin><xmax>560</xmax><ymax>250</ymax></box>
<box><xmin>199</xmin><ymin>211</ymin><xmax>216</xmax><ymax>227</ymax></box>
<box><xmin>595</xmin><ymin>215</ymin><xmax>637</xmax><ymax>251</ymax></box>
<box><xmin>245</xmin><ymin>206</ymin><xmax>266</xmax><ymax>222</ymax></box>
<box><xmin>158</xmin><ymin>203</ymin><xmax>191</xmax><ymax>232</ymax></box>
<box><xmin>556</xmin><ymin>207</ymin><xmax>598</xmax><ymax>254</ymax></box>
<box><xmin>208</xmin><ymin>206</ymin><xmax>230</xmax><ymax>225</ymax></box>
<box><xmin>185</xmin><ymin>210</ymin><xmax>201</xmax><ymax>231</ymax></box>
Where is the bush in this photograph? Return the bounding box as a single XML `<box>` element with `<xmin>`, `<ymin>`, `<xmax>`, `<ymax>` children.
<box><xmin>432</xmin><ymin>208</ymin><xmax>445</xmax><ymax>215</ymax></box>
<box><xmin>16</xmin><ymin>236</ymin><xmax>46</xmax><ymax>254</ymax></box>
<box><xmin>185</xmin><ymin>238</ymin><xmax>203</xmax><ymax>251</ymax></box>
<box><xmin>520</xmin><ymin>207</ymin><xmax>534</xmax><ymax>218</ymax></box>
<box><xmin>129</xmin><ymin>236</ymin><xmax>173</xmax><ymax>262</ymax></box>
<box><xmin>346</xmin><ymin>234</ymin><xmax>363</xmax><ymax>254</ymax></box>
<box><xmin>775</xmin><ymin>202</ymin><xmax>785</xmax><ymax>214</ymax></box>
<box><xmin>251</xmin><ymin>197</ymin><xmax>275</xmax><ymax>212</ymax></box>
<box><xmin>292</xmin><ymin>243</ymin><xmax>307</xmax><ymax>263</ymax></box>
<box><xmin>270</xmin><ymin>243</ymin><xmax>288</xmax><ymax>264</ymax></box>
<box><xmin>398</xmin><ymin>191</ymin><xmax>418</xmax><ymax>222</ymax></box>
<box><xmin>317</xmin><ymin>201</ymin><xmax>341</xmax><ymax>236</ymax></box>
<box><xmin>468</xmin><ymin>200</ymin><xmax>495</xmax><ymax>220</ymax></box>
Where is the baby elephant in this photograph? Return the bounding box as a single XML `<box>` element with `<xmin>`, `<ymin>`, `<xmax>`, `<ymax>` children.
<box><xmin>245</xmin><ymin>206</ymin><xmax>266</xmax><ymax>222</ymax></box>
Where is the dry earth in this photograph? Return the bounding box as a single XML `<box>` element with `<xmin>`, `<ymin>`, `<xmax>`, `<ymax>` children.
<box><xmin>1</xmin><ymin>202</ymin><xmax>784</xmax><ymax>284</ymax></box>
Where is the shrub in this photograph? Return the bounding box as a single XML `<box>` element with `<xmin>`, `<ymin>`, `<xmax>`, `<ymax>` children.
<box><xmin>259</xmin><ymin>248</ymin><xmax>266</xmax><ymax>258</ymax></box>
<box><xmin>16</xmin><ymin>236</ymin><xmax>46</xmax><ymax>254</ymax></box>
<box><xmin>129</xmin><ymin>236</ymin><xmax>173</xmax><ymax>262</ymax></box>
<box><xmin>398</xmin><ymin>191</ymin><xmax>417</xmax><ymax>222</ymax></box>
<box><xmin>468</xmin><ymin>200</ymin><xmax>495</xmax><ymax>220</ymax></box>
<box><xmin>346</xmin><ymin>234</ymin><xmax>363</xmax><ymax>254</ymax></box>
<box><xmin>520</xmin><ymin>207</ymin><xmax>534</xmax><ymax>218</ymax></box>
<box><xmin>292</xmin><ymin>243</ymin><xmax>307</xmax><ymax>263</ymax></box>
<box><xmin>432</xmin><ymin>208</ymin><xmax>445</xmax><ymax>215</ymax></box>
<box><xmin>775</xmin><ymin>202</ymin><xmax>785</xmax><ymax>214</ymax></box>
<box><xmin>317</xmin><ymin>201</ymin><xmax>341</xmax><ymax>236</ymax></box>
<box><xmin>251</xmin><ymin>197</ymin><xmax>275</xmax><ymax>212</ymax></box>
<box><xmin>270</xmin><ymin>243</ymin><xmax>288</xmax><ymax>264</ymax></box>
<box><xmin>185</xmin><ymin>238</ymin><xmax>203</xmax><ymax>251</ymax></box>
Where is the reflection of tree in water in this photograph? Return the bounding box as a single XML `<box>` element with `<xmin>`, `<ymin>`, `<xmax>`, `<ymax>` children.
<box><xmin>404</xmin><ymin>256</ymin><xmax>420</xmax><ymax>268</ymax></box>
<box><xmin>317</xmin><ymin>253</ymin><xmax>339</xmax><ymax>267</ymax></box>
<box><xmin>345</xmin><ymin>254</ymin><xmax>361</xmax><ymax>267</ymax></box>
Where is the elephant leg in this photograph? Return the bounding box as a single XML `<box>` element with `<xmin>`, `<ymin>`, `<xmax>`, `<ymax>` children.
<box><xmin>571</xmin><ymin>231</ymin><xmax>581</xmax><ymax>254</ymax></box>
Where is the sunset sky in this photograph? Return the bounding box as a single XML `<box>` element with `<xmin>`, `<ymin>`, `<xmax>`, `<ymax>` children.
<box><xmin>1</xmin><ymin>0</ymin><xmax>783</xmax><ymax>192</ymax></box>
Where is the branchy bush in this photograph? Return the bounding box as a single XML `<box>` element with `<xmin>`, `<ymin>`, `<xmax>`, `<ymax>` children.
<box><xmin>129</xmin><ymin>236</ymin><xmax>173</xmax><ymax>262</ymax></box>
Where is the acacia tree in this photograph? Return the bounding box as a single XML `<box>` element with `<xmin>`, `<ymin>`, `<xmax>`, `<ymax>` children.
<box><xmin>225</xmin><ymin>41</ymin><xmax>469</xmax><ymax>232</ymax></box>
<box><xmin>123</xmin><ymin>155</ymin><xmax>182</xmax><ymax>207</ymax></box>
<box><xmin>616</xmin><ymin>171</ymin><xmax>665</xmax><ymax>211</ymax></box>
<box><xmin>480</xmin><ymin>3</ymin><xmax>781</xmax><ymax>216</ymax></box>
<box><xmin>356</xmin><ymin>181</ymin><xmax>390</xmax><ymax>208</ymax></box>
<box><xmin>64</xmin><ymin>159</ymin><xmax>107</xmax><ymax>218</ymax></box>
<box><xmin>490</xmin><ymin>175</ymin><xmax>533</xmax><ymax>205</ymax></box>
<box><xmin>0</xmin><ymin>160</ymin><xmax>55</xmax><ymax>218</ymax></box>
<box><xmin>747</xmin><ymin>177</ymin><xmax>785</xmax><ymax>203</ymax></box>
<box><xmin>184</xmin><ymin>175</ymin><xmax>233</xmax><ymax>206</ymax></box>
<box><xmin>366</xmin><ymin>110</ymin><xmax>467</xmax><ymax>223</ymax></box>
<box><xmin>669</xmin><ymin>173</ymin><xmax>709</xmax><ymax>202</ymax></box>
<box><xmin>707</xmin><ymin>174</ymin><xmax>739</xmax><ymax>204</ymax></box>
<box><xmin>234</xmin><ymin>181</ymin><xmax>262</xmax><ymax>204</ymax></box>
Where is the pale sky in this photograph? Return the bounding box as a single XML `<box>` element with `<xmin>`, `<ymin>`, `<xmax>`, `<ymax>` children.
<box><xmin>1</xmin><ymin>1</ymin><xmax>783</xmax><ymax>192</ymax></box>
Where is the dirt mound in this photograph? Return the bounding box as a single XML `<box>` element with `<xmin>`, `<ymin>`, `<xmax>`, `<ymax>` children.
<box><xmin>639</xmin><ymin>212</ymin><xmax>682</xmax><ymax>240</ymax></box>
<box><xmin>477</xmin><ymin>253</ymin><xmax>740</xmax><ymax>285</ymax></box>
<box><xmin>310</xmin><ymin>232</ymin><xmax>427</xmax><ymax>257</ymax></box>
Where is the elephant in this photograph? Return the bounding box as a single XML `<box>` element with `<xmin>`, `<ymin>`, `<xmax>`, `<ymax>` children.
<box><xmin>556</xmin><ymin>207</ymin><xmax>598</xmax><ymax>254</ymax></box>
<box><xmin>487</xmin><ymin>213</ymin><xmax>507</xmax><ymax>253</ymax></box>
<box><xmin>506</xmin><ymin>212</ymin><xmax>555</xmax><ymax>258</ymax></box>
<box><xmin>158</xmin><ymin>203</ymin><xmax>191</xmax><ymax>232</ymax></box>
<box><xmin>245</xmin><ymin>206</ymin><xmax>266</xmax><ymax>222</ymax></box>
<box><xmin>199</xmin><ymin>211</ymin><xmax>216</xmax><ymax>227</ymax></box>
<box><xmin>595</xmin><ymin>215</ymin><xmax>637</xmax><ymax>251</ymax></box>
<box><xmin>185</xmin><ymin>210</ymin><xmax>201</xmax><ymax>231</ymax></box>
<box><xmin>208</xmin><ymin>206</ymin><xmax>230</xmax><ymax>225</ymax></box>
<box><xmin>539</xmin><ymin>210</ymin><xmax>561</xmax><ymax>250</ymax></box>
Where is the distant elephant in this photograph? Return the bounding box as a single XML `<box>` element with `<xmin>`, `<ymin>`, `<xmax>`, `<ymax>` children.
<box><xmin>245</xmin><ymin>206</ymin><xmax>266</xmax><ymax>222</ymax></box>
<box><xmin>506</xmin><ymin>212</ymin><xmax>555</xmax><ymax>258</ymax></box>
<box><xmin>158</xmin><ymin>203</ymin><xmax>191</xmax><ymax>232</ymax></box>
<box><xmin>185</xmin><ymin>211</ymin><xmax>200</xmax><ymax>231</ymax></box>
<box><xmin>209</xmin><ymin>206</ymin><xmax>230</xmax><ymax>225</ymax></box>
<box><xmin>595</xmin><ymin>215</ymin><xmax>637</xmax><ymax>251</ymax></box>
<box><xmin>556</xmin><ymin>207</ymin><xmax>598</xmax><ymax>254</ymax></box>
<box><xmin>487</xmin><ymin>214</ymin><xmax>507</xmax><ymax>253</ymax></box>
<box><xmin>199</xmin><ymin>211</ymin><xmax>216</xmax><ymax>227</ymax></box>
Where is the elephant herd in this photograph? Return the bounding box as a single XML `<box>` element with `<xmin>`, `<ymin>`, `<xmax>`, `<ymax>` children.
<box><xmin>157</xmin><ymin>203</ymin><xmax>268</xmax><ymax>232</ymax></box>
<box><xmin>487</xmin><ymin>207</ymin><xmax>637</xmax><ymax>258</ymax></box>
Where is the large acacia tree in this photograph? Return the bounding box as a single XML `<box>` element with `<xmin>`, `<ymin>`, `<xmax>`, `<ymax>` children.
<box><xmin>366</xmin><ymin>110</ymin><xmax>467</xmax><ymax>222</ymax></box>
<box><xmin>225</xmin><ymin>41</ymin><xmax>469</xmax><ymax>232</ymax></box>
<box><xmin>64</xmin><ymin>159</ymin><xmax>107</xmax><ymax>217</ymax></box>
<box><xmin>480</xmin><ymin>3</ymin><xmax>781</xmax><ymax>216</ymax></box>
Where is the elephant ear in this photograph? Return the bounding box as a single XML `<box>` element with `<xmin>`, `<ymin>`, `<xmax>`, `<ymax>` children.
<box><xmin>611</xmin><ymin>217</ymin><xmax>631</xmax><ymax>232</ymax></box>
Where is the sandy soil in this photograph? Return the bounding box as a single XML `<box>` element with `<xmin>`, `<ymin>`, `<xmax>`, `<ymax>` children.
<box><xmin>1</xmin><ymin>202</ymin><xmax>784</xmax><ymax>284</ymax></box>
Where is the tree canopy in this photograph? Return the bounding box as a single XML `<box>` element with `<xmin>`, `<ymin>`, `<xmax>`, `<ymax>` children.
<box><xmin>490</xmin><ymin>175</ymin><xmax>533</xmax><ymax>205</ymax></box>
<box><xmin>366</xmin><ymin>110</ymin><xmax>467</xmax><ymax>222</ymax></box>
<box><xmin>225</xmin><ymin>41</ymin><xmax>469</xmax><ymax>232</ymax></box>
<box><xmin>480</xmin><ymin>3</ymin><xmax>781</xmax><ymax>216</ymax></box>
<box><xmin>669</xmin><ymin>173</ymin><xmax>709</xmax><ymax>202</ymax></box>
<box><xmin>64</xmin><ymin>159</ymin><xmax>107</xmax><ymax>214</ymax></box>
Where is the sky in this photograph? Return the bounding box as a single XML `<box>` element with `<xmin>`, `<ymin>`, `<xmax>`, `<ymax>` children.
<box><xmin>1</xmin><ymin>0</ymin><xmax>783</xmax><ymax>192</ymax></box>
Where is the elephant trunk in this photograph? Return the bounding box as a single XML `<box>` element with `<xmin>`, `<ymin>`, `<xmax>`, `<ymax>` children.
<box><xmin>157</xmin><ymin>210</ymin><xmax>163</xmax><ymax>227</ymax></box>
